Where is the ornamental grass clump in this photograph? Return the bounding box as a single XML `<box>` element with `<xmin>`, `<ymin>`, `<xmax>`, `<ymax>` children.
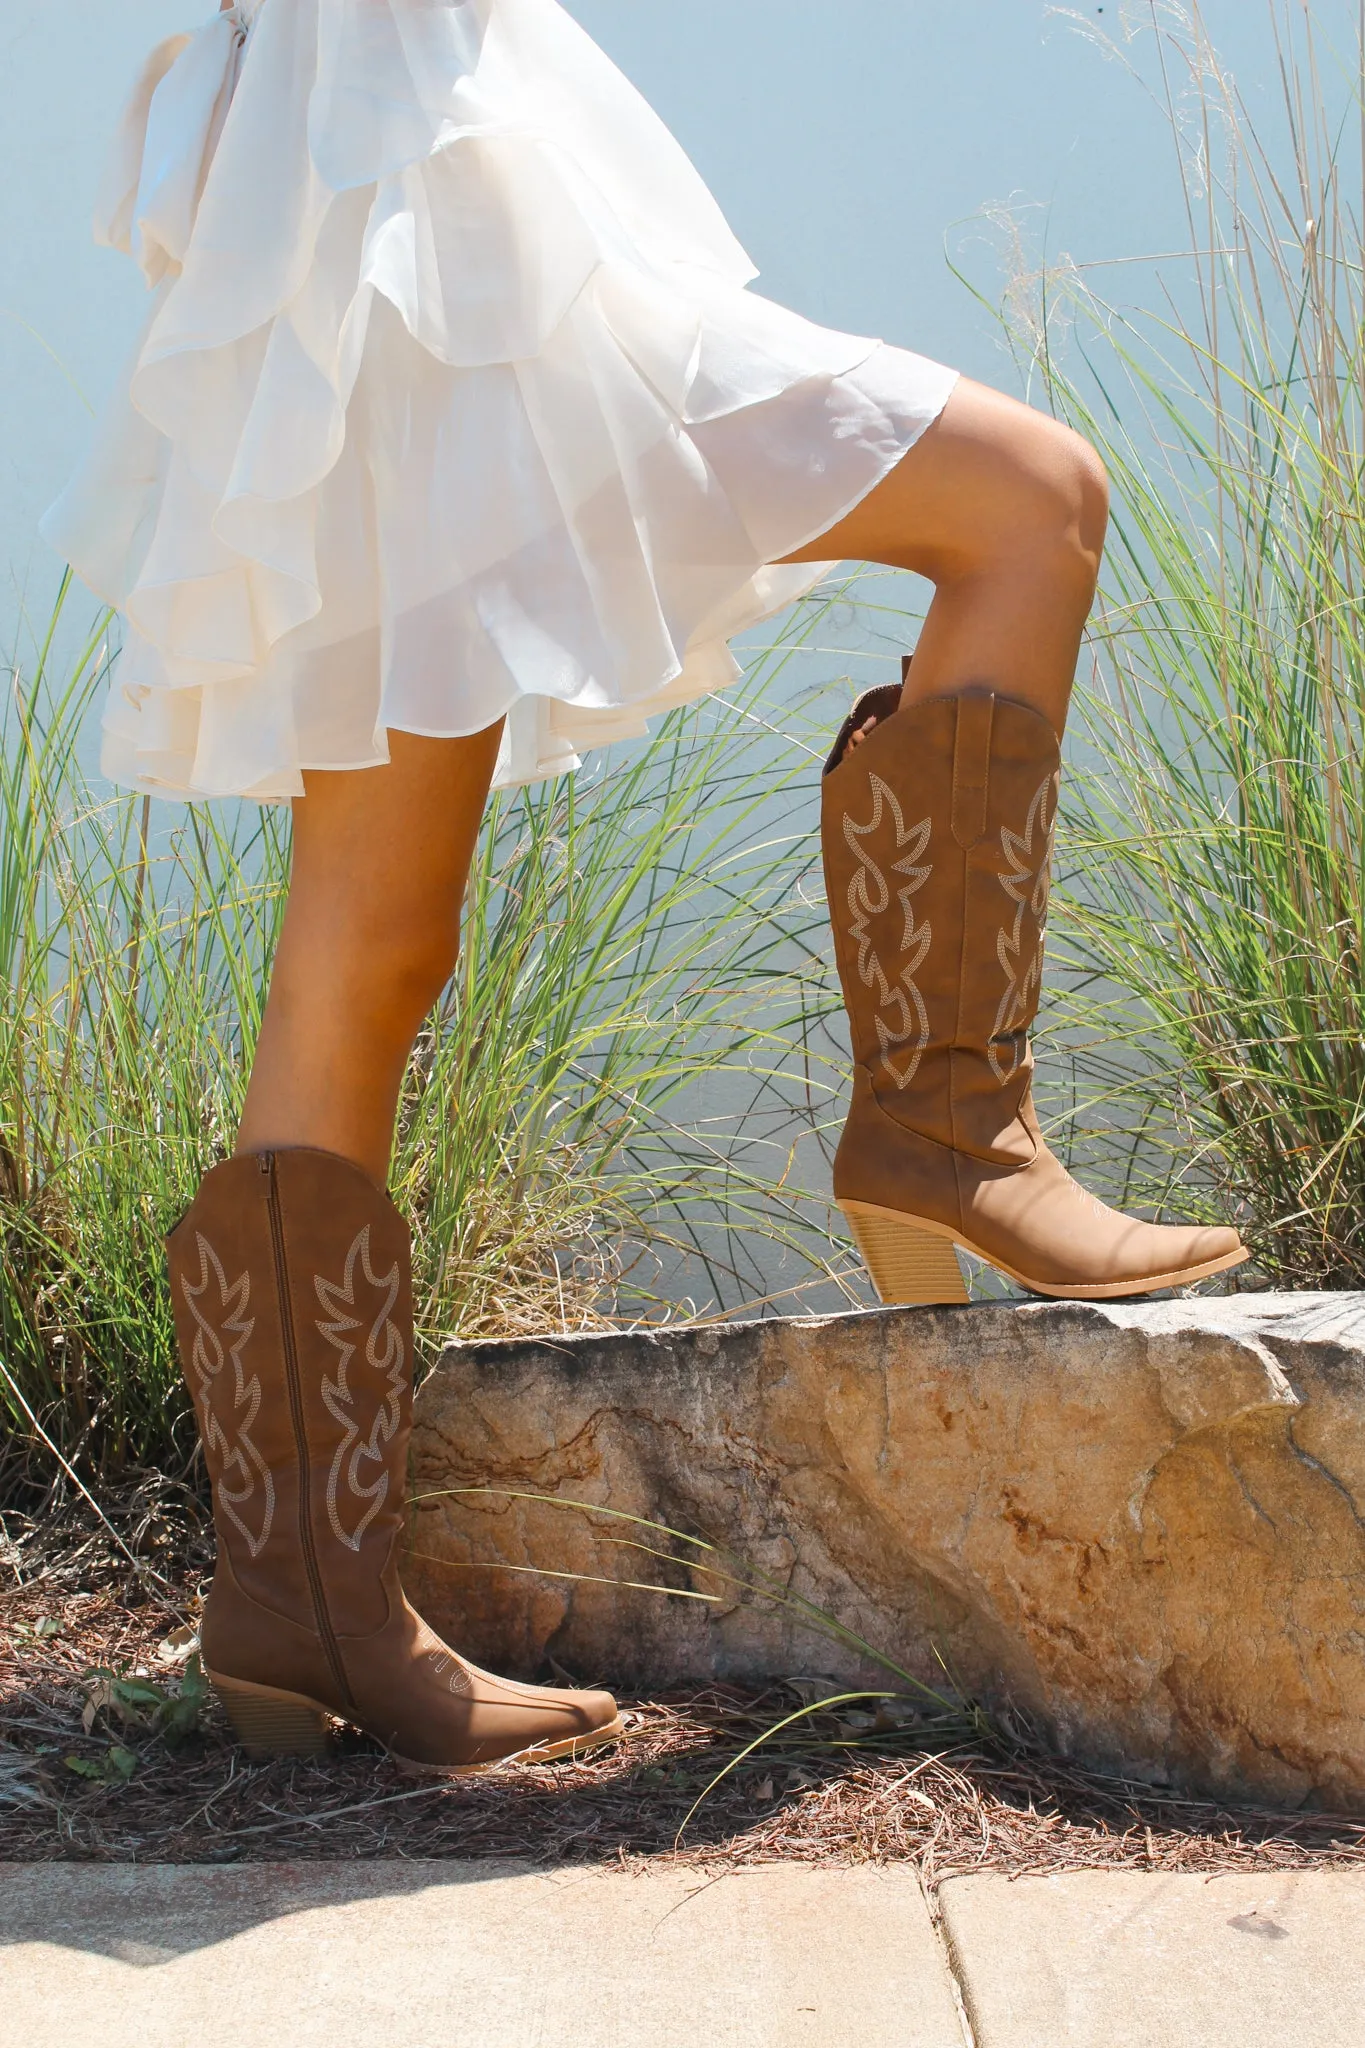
<box><xmin>1018</xmin><ymin>0</ymin><xmax>1365</xmax><ymax>1282</ymax></box>
<box><xmin>0</xmin><ymin>578</ymin><xmax>856</xmax><ymax>1501</ymax></box>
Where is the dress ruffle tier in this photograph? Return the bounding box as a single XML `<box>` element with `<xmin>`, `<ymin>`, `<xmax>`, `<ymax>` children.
<box><xmin>44</xmin><ymin>0</ymin><xmax>958</xmax><ymax>798</ymax></box>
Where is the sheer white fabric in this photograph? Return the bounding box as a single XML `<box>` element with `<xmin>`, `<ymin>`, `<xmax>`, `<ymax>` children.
<box><xmin>44</xmin><ymin>0</ymin><xmax>958</xmax><ymax>798</ymax></box>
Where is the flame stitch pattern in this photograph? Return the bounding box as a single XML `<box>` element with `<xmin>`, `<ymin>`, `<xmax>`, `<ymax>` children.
<box><xmin>426</xmin><ymin>1647</ymin><xmax>473</xmax><ymax>1698</ymax></box>
<box><xmin>179</xmin><ymin>1234</ymin><xmax>275</xmax><ymax>1557</ymax></box>
<box><xmin>316</xmin><ymin>1225</ymin><xmax>406</xmax><ymax>1552</ymax></box>
<box><xmin>843</xmin><ymin>774</ymin><xmax>933</xmax><ymax>1089</ymax></box>
<box><xmin>990</xmin><ymin>771</ymin><xmax>1059</xmax><ymax>1083</ymax></box>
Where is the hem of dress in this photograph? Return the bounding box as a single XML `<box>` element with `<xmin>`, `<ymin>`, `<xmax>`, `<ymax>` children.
<box><xmin>97</xmin><ymin>359</ymin><xmax>961</xmax><ymax>803</ymax></box>
<box><xmin>749</xmin><ymin>370</ymin><xmax>960</xmax><ymax>563</ymax></box>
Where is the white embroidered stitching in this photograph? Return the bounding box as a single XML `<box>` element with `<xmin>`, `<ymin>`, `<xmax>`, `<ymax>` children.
<box><xmin>180</xmin><ymin>1234</ymin><xmax>275</xmax><ymax>1558</ymax></box>
<box><xmin>843</xmin><ymin>774</ymin><xmax>933</xmax><ymax>1089</ymax></box>
<box><xmin>425</xmin><ymin>1648</ymin><xmax>474</xmax><ymax>1698</ymax></box>
<box><xmin>1065</xmin><ymin>1171</ymin><xmax>1114</xmax><ymax>1223</ymax></box>
<box><xmin>989</xmin><ymin>771</ymin><xmax>1059</xmax><ymax>1082</ymax></box>
<box><xmin>315</xmin><ymin>1226</ymin><xmax>405</xmax><ymax>1553</ymax></box>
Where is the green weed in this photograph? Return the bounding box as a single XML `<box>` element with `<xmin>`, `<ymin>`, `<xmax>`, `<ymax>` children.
<box><xmin>1</xmin><ymin>580</ymin><xmax>868</xmax><ymax>1499</ymax></box>
<box><xmin>998</xmin><ymin>1</ymin><xmax>1365</xmax><ymax>1279</ymax></box>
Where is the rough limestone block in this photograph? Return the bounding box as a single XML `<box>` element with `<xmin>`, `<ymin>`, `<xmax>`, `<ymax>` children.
<box><xmin>408</xmin><ymin>1294</ymin><xmax>1365</xmax><ymax>1810</ymax></box>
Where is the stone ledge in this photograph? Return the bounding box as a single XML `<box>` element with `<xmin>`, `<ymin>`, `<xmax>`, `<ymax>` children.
<box><xmin>408</xmin><ymin>1294</ymin><xmax>1365</xmax><ymax>1811</ymax></box>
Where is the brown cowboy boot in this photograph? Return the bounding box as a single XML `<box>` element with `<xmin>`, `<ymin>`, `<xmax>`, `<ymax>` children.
<box><xmin>168</xmin><ymin>1147</ymin><xmax>623</xmax><ymax>1772</ymax></box>
<box><xmin>822</xmin><ymin>667</ymin><xmax>1247</xmax><ymax>1303</ymax></box>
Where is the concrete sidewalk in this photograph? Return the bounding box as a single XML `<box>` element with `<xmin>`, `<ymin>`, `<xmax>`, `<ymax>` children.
<box><xmin>4</xmin><ymin>1860</ymin><xmax>1364</xmax><ymax>2048</ymax></box>
<box><xmin>0</xmin><ymin>1862</ymin><xmax>963</xmax><ymax>2048</ymax></box>
<box><xmin>940</xmin><ymin>1869</ymin><xmax>1365</xmax><ymax>2048</ymax></box>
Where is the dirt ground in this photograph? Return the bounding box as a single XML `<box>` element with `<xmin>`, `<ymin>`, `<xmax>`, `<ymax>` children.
<box><xmin>3</xmin><ymin>1500</ymin><xmax>1363</xmax><ymax>1884</ymax></box>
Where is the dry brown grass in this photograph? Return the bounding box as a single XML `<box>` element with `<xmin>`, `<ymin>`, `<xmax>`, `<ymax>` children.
<box><xmin>4</xmin><ymin>1499</ymin><xmax>1363</xmax><ymax>1883</ymax></box>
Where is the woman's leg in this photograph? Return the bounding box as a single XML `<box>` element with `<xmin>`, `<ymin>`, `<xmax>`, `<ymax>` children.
<box><xmin>782</xmin><ymin>376</ymin><xmax>1110</xmax><ymax>737</ymax></box>
<box><xmin>236</xmin><ymin>723</ymin><xmax>504</xmax><ymax>1183</ymax></box>
<box><xmin>180</xmin><ymin>717</ymin><xmax>622</xmax><ymax>1768</ymax></box>
<box><xmin>238</xmin><ymin>377</ymin><xmax>1100</xmax><ymax>1192</ymax></box>
<box><xmin>801</xmin><ymin>376</ymin><xmax>1245</xmax><ymax>1301</ymax></box>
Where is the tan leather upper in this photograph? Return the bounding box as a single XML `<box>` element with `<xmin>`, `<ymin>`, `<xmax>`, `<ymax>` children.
<box><xmin>168</xmin><ymin>1149</ymin><xmax>618</xmax><ymax>1765</ymax></box>
<box><xmin>823</xmin><ymin>676</ymin><xmax>1244</xmax><ymax>1293</ymax></box>
<box><xmin>824</xmin><ymin>682</ymin><xmax>1059</xmax><ymax>1170</ymax></box>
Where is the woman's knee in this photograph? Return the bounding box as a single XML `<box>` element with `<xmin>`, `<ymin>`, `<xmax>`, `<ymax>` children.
<box><xmin>1047</xmin><ymin>417</ymin><xmax>1109</xmax><ymax>566</ymax></box>
<box><xmin>356</xmin><ymin>908</ymin><xmax>463</xmax><ymax>1022</ymax></box>
<box><xmin>896</xmin><ymin>382</ymin><xmax>1108</xmax><ymax>590</ymax></box>
<box><xmin>386</xmin><ymin>925</ymin><xmax>463</xmax><ymax>1021</ymax></box>
<box><xmin>980</xmin><ymin>406</ymin><xmax>1108</xmax><ymax>585</ymax></box>
<box><xmin>277</xmin><ymin>885</ymin><xmax>462</xmax><ymax>1030</ymax></box>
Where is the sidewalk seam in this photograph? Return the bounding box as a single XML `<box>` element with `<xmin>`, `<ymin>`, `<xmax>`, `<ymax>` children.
<box><xmin>923</xmin><ymin>1876</ymin><xmax>978</xmax><ymax>2048</ymax></box>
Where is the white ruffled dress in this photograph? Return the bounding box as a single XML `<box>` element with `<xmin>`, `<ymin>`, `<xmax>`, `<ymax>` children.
<box><xmin>44</xmin><ymin>0</ymin><xmax>958</xmax><ymax>798</ymax></box>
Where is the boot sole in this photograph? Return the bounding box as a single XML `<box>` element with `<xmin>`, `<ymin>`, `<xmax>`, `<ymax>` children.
<box><xmin>841</xmin><ymin>1199</ymin><xmax>1250</xmax><ymax>1304</ymax></box>
<box><xmin>210</xmin><ymin>1669</ymin><xmax>626</xmax><ymax>1774</ymax></box>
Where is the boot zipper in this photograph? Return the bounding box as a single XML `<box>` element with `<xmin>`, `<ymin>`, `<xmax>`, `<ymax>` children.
<box><xmin>260</xmin><ymin>1152</ymin><xmax>353</xmax><ymax>1709</ymax></box>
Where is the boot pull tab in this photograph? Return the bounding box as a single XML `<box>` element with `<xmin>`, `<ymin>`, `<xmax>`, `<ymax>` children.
<box><xmin>823</xmin><ymin>680</ymin><xmax>905</xmax><ymax>775</ymax></box>
<box><xmin>951</xmin><ymin>692</ymin><xmax>995</xmax><ymax>848</ymax></box>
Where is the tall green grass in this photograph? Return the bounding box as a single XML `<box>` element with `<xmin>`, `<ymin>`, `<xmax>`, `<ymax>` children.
<box><xmin>1</xmin><ymin>579</ymin><xmax>864</xmax><ymax>1500</ymax></box>
<box><xmin>13</xmin><ymin>0</ymin><xmax>1359</xmax><ymax>1513</ymax></box>
<box><xmin>1014</xmin><ymin>1</ymin><xmax>1365</xmax><ymax>1281</ymax></box>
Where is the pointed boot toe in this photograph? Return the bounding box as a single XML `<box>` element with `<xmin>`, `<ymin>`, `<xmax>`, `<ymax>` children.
<box><xmin>382</xmin><ymin>1669</ymin><xmax>625</xmax><ymax>1776</ymax></box>
<box><xmin>421</xmin><ymin>1668</ymin><xmax>624</xmax><ymax>1775</ymax></box>
<box><xmin>1199</xmin><ymin>1225</ymin><xmax>1246</xmax><ymax>1265</ymax></box>
<box><xmin>348</xmin><ymin>1608</ymin><xmax>625</xmax><ymax>1773</ymax></box>
<box><xmin>1105</xmin><ymin>1215</ymin><xmax>1247</xmax><ymax>1287</ymax></box>
<box><xmin>1134</xmin><ymin>1221</ymin><xmax>1247</xmax><ymax>1292</ymax></box>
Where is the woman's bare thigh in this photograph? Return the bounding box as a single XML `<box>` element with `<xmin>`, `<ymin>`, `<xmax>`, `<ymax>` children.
<box><xmin>779</xmin><ymin>377</ymin><xmax>1108</xmax><ymax>581</ymax></box>
<box><xmin>779</xmin><ymin>377</ymin><xmax>1107</xmax><ymax>726</ymax></box>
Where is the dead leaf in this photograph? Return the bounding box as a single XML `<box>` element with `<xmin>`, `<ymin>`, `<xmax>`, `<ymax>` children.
<box><xmin>155</xmin><ymin>1624</ymin><xmax>200</xmax><ymax>1669</ymax></box>
<box><xmin>81</xmin><ymin>1678</ymin><xmax>118</xmax><ymax>1736</ymax></box>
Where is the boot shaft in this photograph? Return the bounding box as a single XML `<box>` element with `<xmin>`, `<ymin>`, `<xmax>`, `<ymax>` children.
<box><xmin>166</xmin><ymin>1148</ymin><xmax>414</xmax><ymax>1647</ymax></box>
<box><xmin>822</xmin><ymin>679</ymin><xmax>1060</xmax><ymax>1164</ymax></box>
<box><xmin>168</xmin><ymin>1149</ymin><xmax>627</xmax><ymax>1769</ymax></box>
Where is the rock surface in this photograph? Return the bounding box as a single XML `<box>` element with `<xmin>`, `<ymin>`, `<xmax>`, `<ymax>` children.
<box><xmin>408</xmin><ymin>1294</ymin><xmax>1365</xmax><ymax>1810</ymax></box>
